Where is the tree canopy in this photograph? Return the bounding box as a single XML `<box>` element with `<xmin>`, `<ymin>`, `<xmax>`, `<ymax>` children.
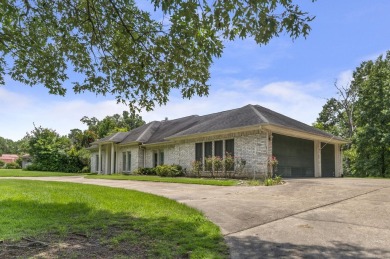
<box><xmin>81</xmin><ymin>110</ymin><xmax>145</xmax><ymax>139</ymax></box>
<box><xmin>315</xmin><ymin>51</ymin><xmax>390</xmax><ymax>177</ymax></box>
<box><xmin>354</xmin><ymin>52</ymin><xmax>390</xmax><ymax>177</ymax></box>
<box><xmin>0</xmin><ymin>0</ymin><xmax>315</xmax><ymax>111</ymax></box>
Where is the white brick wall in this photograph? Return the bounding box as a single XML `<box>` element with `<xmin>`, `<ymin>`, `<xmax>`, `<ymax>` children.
<box><xmin>235</xmin><ymin>132</ymin><xmax>268</xmax><ymax>176</ymax></box>
<box><xmin>91</xmin><ymin>129</ymin><xmax>271</xmax><ymax>177</ymax></box>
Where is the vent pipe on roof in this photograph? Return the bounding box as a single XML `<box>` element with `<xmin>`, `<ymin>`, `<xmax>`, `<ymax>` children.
<box><xmin>164</xmin><ymin>117</ymin><xmax>168</xmax><ymax>121</ymax></box>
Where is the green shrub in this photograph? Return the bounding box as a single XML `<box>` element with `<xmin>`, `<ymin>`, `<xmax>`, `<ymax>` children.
<box><xmin>263</xmin><ymin>175</ymin><xmax>283</xmax><ymax>186</ymax></box>
<box><xmin>132</xmin><ymin>167</ymin><xmax>157</xmax><ymax>175</ymax></box>
<box><xmin>15</xmin><ymin>157</ymin><xmax>23</xmax><ymax>167</ymax></box>
<box><xmin>0</xmin><ymin>160</ymin><xmax>5</xmax><ymax>168</ymax></box>
<box><xmin>155</xmin><ymin>165</ymin><xmax>183</xmax><ymax>177</ymax></box>
<box><xmin>4</xmin><ymin>162</ymin><xmax>21</xmax><ymax>169</ymax></box>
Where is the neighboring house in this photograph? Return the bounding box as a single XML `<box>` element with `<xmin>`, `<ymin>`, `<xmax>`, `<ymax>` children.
<box><xmin>89</xmin><ymin>104</ymin><xmax>348</xmax><ymax>178</ymax></box>
<box><xmin>21</xmin><ymin>154</ymin><xmax>32</xmax><ymax>169</ymax></box>
<box><xmin>0</xmin><ymin>154</ymin><xmax>19</xmax><ymax>164</ymax></box>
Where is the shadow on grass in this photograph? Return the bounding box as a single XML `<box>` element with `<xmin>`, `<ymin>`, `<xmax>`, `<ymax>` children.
<box><xmin>226</xmin><ymin>235</ymin><xmax>390</xmax><ymax>259</ymax></box>
<box><xmin>0</xmin><ymin>199</ymin><xmax>228</xmax><ymax>258</ymax></box>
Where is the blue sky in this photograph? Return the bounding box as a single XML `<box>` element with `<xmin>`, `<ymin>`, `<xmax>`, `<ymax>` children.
<box><xmin>1</xmin><ymin>0</ymin><xmax>390</xmax><ymax>141</ymax></box>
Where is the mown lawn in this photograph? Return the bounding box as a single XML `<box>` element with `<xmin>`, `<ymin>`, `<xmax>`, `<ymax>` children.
<box><xmin>0</xmin><ymin>169</ymin><xmax>84</xmax><ymax>177</ymax></box>
<box><xmin>86</xmin><ymin>174</ymin><xmax>240</xmax><ymax>186</ymax></box>
<box><xmin>0</xmin><ymin>180</ymin><xmax>228</xmax><ymax>258</ymax></box>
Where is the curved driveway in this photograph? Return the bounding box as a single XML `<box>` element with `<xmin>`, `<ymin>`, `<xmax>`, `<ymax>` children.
<box><xmin>5</xmin><ymin>177</ymin><xmax>390</xmax><ymax>258</ymax></box>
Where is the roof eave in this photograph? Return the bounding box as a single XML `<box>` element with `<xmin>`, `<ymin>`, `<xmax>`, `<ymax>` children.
<box><xmin>264</xmin><ymin>124</ymin><xmax>349</xmax><ymax>144</ymax></box>
<box><xmin>117</xmin><ymin>141</ymin><xmax>141</xmax><ymax>146</ymax></box>
<box><xmin>141</xmin><ymin>140</ymin><xmax>176</xmax><ymax>147</ymax></box>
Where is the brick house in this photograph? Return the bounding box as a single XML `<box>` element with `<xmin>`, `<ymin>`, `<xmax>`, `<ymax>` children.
<box><xmin>0</xmin><ymin>154</ymin><xmax>19</xmax><ymax>164</ymax></box>
<box><xmin>89</xmin><ymin>104</ymin><xmax>347</xmax><ymax>178</ymax></box>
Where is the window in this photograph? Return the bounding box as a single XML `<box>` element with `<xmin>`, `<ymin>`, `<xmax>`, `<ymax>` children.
<box><xmin>195</xmin><ymin>139</ymin><xmax>235</xmax><ymax>168</ymax></box>
<box><xmin>214</xmin><ymin>140</ymin><xmax>223</xmax><ymax>157</ymax></box>
<box><xmin>205</xmin><ymin>142</ymin><xmax>212</xmax><ymax>158</ymax></box>
<box><xmin>122</xmin><ymin>152</ymin><xmax>127</xmax><ymax>171</ymax></box>
<box><xmin>127</xmin><ymin>152</ymin><xmax>132</xmax><ymax>172</ymax></box>
<box><xmin>153</xmin><ymin>152</ymin><xmax>158</xmax><ymax>167</ymax></box>
<box><xmin>195</xmin><ymin>143</ymin><xmax>203</xmax><ymax>162</ymax></box>
<box><xmin>159</xmin><ymin>152</ymin><xmax>164</xmax><ymax>165</ymax></box>
<box><xmin>225</xmin><ymin>139</ymin><xmax>235</xmax><ymax>171</ymax></box>
<box><xmin>225</xmin><ymin>139</ymin><xmax>234</xmax><ymax>156</ymax></box>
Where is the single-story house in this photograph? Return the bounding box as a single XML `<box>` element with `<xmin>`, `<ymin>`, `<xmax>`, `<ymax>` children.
<box><xmin>0</xmin><ymin>154</ymin><xmax>19</xmax><ymax>164</ymax></box>
<box><xmin>89</xmin><ymin>104</ymin><xmax>347</xmax><ymax>178</ymax></box>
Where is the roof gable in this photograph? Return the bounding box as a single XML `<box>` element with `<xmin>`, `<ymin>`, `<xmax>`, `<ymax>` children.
<box><xmin>91</xmin><ymin>104</ymin><xmax>345</xmax><ymax>145</ymax></box>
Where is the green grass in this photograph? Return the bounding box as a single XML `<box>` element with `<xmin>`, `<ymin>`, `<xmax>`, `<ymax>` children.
<box><xmin>0</xmin><ymin>169</ymin><xmax>85</xmax><ymax>177</ymax></box>
<box><xmin>0</xmin><ymin>180</ymin><xmax>228</xmax><ymax>258</ymax></box>
<box><xmin>86</xmin><ymin>174</ymin><xmax>239</xmax><ymax>186</ymax></box>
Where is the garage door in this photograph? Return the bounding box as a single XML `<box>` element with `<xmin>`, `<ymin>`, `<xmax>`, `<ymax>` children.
<box><xmin>273</xmin><ymin>134</ymin><xmax>314</xmax><ymax>177</ymax></box>
<box><xmin>321</xmin><ymin>143</ymin><xmax>335</xmax><ymax>177</ymax></box>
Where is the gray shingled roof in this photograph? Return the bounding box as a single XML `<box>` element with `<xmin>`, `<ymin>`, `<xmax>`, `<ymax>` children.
<box><xmin>91</xmin><ymin>104</ymin><xmax>344</xmax><ymax>145</ymax></box>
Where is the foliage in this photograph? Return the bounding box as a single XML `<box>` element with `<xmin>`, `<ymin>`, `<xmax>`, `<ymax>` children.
<box><xmin>15</xmin><ymin>157</ymin><xmax>23</xmax><ymax>167</ymax></box>
<box><xmin>263</xmin><ymin>175</ymin><xmax>283</xmax><ymax>186</ymax></box>
<box><xmin>0</xmin><ymin>180</ymin><xmax>228</xmax><ymax>258</ymax></box>
<box><xmin>204</xmin><ymin>156</ymin><xmax>216</xmax><ymax>178</ymax></box>
<box><xmin>198</xmin><ymin>154</ymin><xmax>247</xmax><ymax>178</ymax></box>
<box><xmin>191</xmin><ymin>160</ymin><xmax>202</xmax><ymax>178</ymax></box>
<box><xmin>132</xmin><ymin>167</ymin><xmax>157</xmax><ymax>176</ymax></box>
<box><xmin>4</xmin><ymin>162</ymin><xmax>21</xmax><ymax>169</ymax></box>
<box><xmin>224</xmin><ymin>153</ymin><xmax>235</xmax><ymax>174</ymax></box>
<box><xmin>0</xmin><ymin>0</ymin><xmax>315</xmax><ymax>112</ymax></box>
<box><xmin>314</xmin><ymin>81</ymin><xmax>358</xmax><ymax>175</ymax></box>
<box><xmin>155</xmin><ymin>165</ymin><xmax>183</xmax><ymax>177</ymax></box>
<box><xmin>81</xmin><ymin>111</ymin><xmax>145</xmax><ymax>139</ymax></box>
<box><xmin>68</xmin><ymin>128</ymin><xmax>98</xmax><ymax>149</ymax></box>
<box><xmin>25</xmin><ymin>125</ymin><xmax>87</xmax><ymax>173</ymax></box>
<box><xmin>0</xmin><ymin>136</ymin><xmax>17</xmax><ymax>155</ymax></box>
<box><xmin>354</xmin><ymin>52</ymin><xmax>390</xmax><ymax>177</ymax></box>
<box><xmin>0</xmin><ymin>160</ymin><xmax>4</xmax><ymax>167</ymax></box>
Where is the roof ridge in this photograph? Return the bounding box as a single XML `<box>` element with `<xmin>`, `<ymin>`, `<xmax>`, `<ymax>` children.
<box><xmin>136</xmin><ymin>121</ymin><xmax>160</xmax><ymax>142</ymax></box>
<box><xmin>108</xmin><ymin>132</ymin><xmax>121</xmax><ymax>141</ymax></box>
<box><xmin>249</xmin><ymin>104</ymin><xmax>269</xmax><ymax>123</ymax></box>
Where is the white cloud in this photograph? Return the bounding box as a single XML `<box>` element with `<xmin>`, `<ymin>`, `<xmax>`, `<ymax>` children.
<box><xmin>336</xmin><ymin>70</ymin><xmax>353</xmax><ymax>87</ymax></box>
<box><xmin>1</xmin><ymin>77</ymin><xmax>330</xmax><ymax>141</ymax></box>
<box><xmin>141</xmin><ymin>79</ymin><xmax>327</xmax><ymax>127</ymax></box>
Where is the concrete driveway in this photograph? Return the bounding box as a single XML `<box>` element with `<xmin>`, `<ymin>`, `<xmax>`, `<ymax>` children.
<box><xmin>5</xmin><ymin>177</ymin><xmax>390</xmax><ymax>258</ymax></box>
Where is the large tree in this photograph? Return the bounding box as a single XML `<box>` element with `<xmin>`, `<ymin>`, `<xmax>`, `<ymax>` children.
<box><xmin>314</xmin><ymin>81</ymin><xmax>357</xmax><ymax>139</ymax></box>
<box><xmin>314</xmin><ymin>81</ymin><xmax>358</xmax><ymax>175</ymax></box>
<box><xmin>81</xmin><ymin>110</ymin><xmax>145</xmax><ymax>138</ymax></box>
<box><xmin>354</xmin><ymin>52</ymin><xmax>390</xmax><ymax>177</ymax></box>
<box><xmin>0</xmin><ymin>0</ymin><xmax>315</xmax><ymax>111</ymax></box>
<box><xmin>27</xmin><ymin>125</ymin><xmax>88</xmax><ymax>172</ymax></box>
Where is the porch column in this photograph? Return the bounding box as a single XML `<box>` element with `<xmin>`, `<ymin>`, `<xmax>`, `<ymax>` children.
<box><xmin>105</xmin><ymin>145</ymin><xmax>109</xmax><ymax>175</ymax></box>
<box><xmin>110</xmin><ymin>143</ymin><xmax>115</xmax><ymax>175</ymax></box>
<box><xmin>314</xmin><ymin>140</ymin><xmax>321</xmax><ymax>177</ymax></box>
<box><xmin>98</xmin><ymin>144</ymin><xmax>102</xmax><ymax>174</ymax></box>
<box><xmin>334</xmin><ymin>144</ymin><xmax>343</xmax><ymax>177</ymax></box>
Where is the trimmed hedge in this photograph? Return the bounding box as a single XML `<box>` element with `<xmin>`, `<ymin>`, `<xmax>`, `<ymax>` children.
<box><xmin>155</xmin><ymin>165</ymin><xmax>183</xmax><ymax>177</ymax></box>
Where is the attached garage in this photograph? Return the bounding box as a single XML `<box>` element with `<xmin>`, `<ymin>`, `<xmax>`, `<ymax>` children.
<box><xmin>321</xmin><ymin>143</ymin><xmax>335</xmax><ymax>177</ymax></box>
<box><xmin>271</xmin><ymin>133</ymin><xmax>341</xmax><ymax>178</ymax></box>
<box><xmin>273</xmin><ymin>134</ymin><xmax>315</xmax><ymax>177</ymax></box>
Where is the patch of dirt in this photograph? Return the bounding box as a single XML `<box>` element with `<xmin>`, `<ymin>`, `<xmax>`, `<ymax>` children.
<box><xmin>0</xmin><ymin>227</ymin><xmax>149</xmax><ymax>259</ymax></box>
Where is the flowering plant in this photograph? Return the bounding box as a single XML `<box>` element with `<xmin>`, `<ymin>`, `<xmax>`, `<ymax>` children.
<box><xmin>268</xmin><ymin>155</ymin><xmax>278</xmax><ymax>167</ymax></box>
